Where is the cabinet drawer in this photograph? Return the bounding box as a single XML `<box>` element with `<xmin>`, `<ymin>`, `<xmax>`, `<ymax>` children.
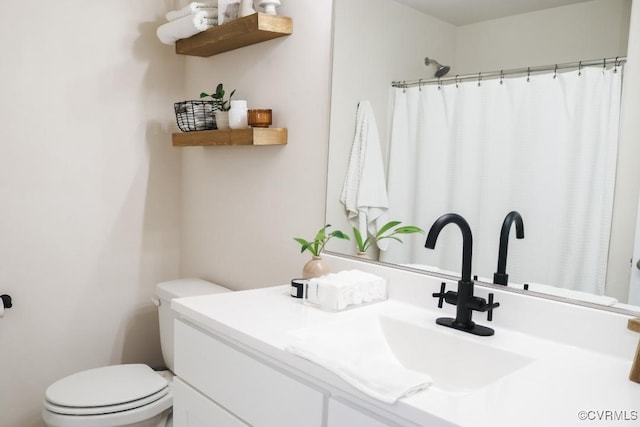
<box><xmin>173</xmin><ymin>377</ymin><xmax>248</xmax><ymax>427</ymax></box>
<box><xmin>175</xmin><ymin>319</ymin><xmax>325</xmax><ymax>427</ymax></box>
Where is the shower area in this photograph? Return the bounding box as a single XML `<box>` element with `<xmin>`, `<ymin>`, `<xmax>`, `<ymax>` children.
<box><xmin>383</xmin><ymin>57</ymin><xmax>623</xmax><ymax>296</ymax></box>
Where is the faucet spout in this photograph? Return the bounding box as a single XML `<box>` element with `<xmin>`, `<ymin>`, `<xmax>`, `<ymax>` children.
<box><xmin>494</xmin><ymin>211</ymin><xmax>525</xmax><ymax>286</ymax></box>
<box><xmin>425</xmin><ymin>213</ymin><xmax>473</xmax><ymax>282</ymax></box>
<box><xmin>426</xmin><ymin>213</ymin><xmax>499</xmax><ymax>336</ymax></box>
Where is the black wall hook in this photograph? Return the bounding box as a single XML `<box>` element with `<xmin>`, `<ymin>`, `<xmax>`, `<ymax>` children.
<box><xmin>1</xmin><ymin>294</ymin><xmax>12</xmax><ymax>309</ymax></box>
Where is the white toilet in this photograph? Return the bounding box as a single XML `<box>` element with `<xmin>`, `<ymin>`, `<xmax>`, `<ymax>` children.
<box><xmin>42</xmin><ymin>278</ymin><xmax>230</xmax><ymax>427</ymax></box>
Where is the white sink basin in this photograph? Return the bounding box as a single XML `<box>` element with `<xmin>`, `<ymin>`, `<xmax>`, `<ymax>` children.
<box><xmin>378</xmin><ymin>315</ymin><xmax>534</xmax><ymax>393</ymax></box>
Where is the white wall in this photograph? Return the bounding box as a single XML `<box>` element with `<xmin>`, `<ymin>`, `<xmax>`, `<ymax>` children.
<box><xmin>614</xmin><ymin>0</ymin><xmax>640</xmax><ymax>303</ymax></box>
<box><xmin>326</xmin><ymin>0</ymin><xmax>457</xmax><ymax>257</ymax></box>
<box><xmin>0</xmin><ymin>1</ymin><xmax>183</xmax><ymax>426</ymax></box>
<box><xmin>179</xmin><ymin>1</ymin><xmax>334</xmax><ymax>288</ymax></box>
<box><xmin>455</xmin><ymin>0</ymin><xmax>630</xmax><ymax>73</ymax></box>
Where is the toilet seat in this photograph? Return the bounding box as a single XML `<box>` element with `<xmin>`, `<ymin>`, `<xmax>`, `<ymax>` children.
<box><xmin>44</xmin><ymin>364</ymin><xmax>168</xmax><ymax>416</ymax></box>
<box><xmin>42</xmin><ymin>365</ymin><xmax>173</xmax><ymax>427</ymax></box>
<box><xmin>44</xmin><ymin>387</ymin><xmax>168</xmax><ymax>416</ymax></box>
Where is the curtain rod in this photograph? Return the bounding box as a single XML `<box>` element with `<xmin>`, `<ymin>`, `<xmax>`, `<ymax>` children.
<box><xmin>391</xmin><ymin>56</ymin><xmax>627</xmax><ymax>88</ymax></box>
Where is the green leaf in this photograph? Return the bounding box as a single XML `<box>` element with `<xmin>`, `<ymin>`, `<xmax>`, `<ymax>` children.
<box><xmin>353</xmin><ymin>227</ymin><xmax>364</xmax><ymax>251</ymax></box>
<box><xmin>375</xmin><ymin>220</ymin><xmax>402</xmax><ymax>238</ymax></box>
<box><xmin>378</xmin><ymin>236</ymin><xmax>403</xmax><ymax>244</ymax></box>
<box><xmin>200</xmin><ymin>92</ymin><xmax>210</xmax><ymax>98</ymax></box>
<box><xmin>393</xmin><ymin>226</ymin><xmax>424</xmax><ymax>234</ymax></box>
<box><xmin>293</xmin><ymin>237</ymin><xmax>313</xmax><ymax>254</ymax></box>
<box><xmin>314</xmin><ymin>226</ymin><xmax>327</xmax><ymax>243</ymax></box>
<box><xmin>330</xmin><ymin>230</ymin><xmax>350</xmax><ymax>240</ymax></box>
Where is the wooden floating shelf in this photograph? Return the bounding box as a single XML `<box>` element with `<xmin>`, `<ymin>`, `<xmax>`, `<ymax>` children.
<box><xmin>176</xmin><ymin>13</ymin><xmax>293</xmax><ymax>57</ymax></box>
<box><xmin>172</xmin><ymin>128</ymin><xmax>287</xmax><ymax>146</ymax></box>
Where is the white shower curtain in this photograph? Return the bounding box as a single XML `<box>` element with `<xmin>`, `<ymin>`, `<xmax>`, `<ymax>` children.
<box><xmin>382</xmin><ymin>66</ymin><xmax>622</xmax><ymax>295</ymax></box>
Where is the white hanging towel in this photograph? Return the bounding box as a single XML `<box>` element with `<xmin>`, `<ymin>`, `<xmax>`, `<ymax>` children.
<box><xmin>340</xmin><ymin>101</ymin><xmax>390</xmax><ymax>249</ymax></box>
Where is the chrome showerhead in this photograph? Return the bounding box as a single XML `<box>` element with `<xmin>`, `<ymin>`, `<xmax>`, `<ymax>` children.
<box><xmin>425</xmin><ymin>57</ymin><xmax>450</xmax><ymax>78</ymax></box>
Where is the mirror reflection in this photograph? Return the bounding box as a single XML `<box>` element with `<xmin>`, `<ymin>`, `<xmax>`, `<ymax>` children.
<box><xmin>325</xmin><ymin>0</ymin><xmax>640</xmax><ymax>311</ymax></box>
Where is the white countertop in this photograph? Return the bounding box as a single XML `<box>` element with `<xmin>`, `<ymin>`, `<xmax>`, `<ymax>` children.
<box><xmin>172</xmin><ymin>282</ymin><xmax>640</xmax><ymax>427</ymax></box>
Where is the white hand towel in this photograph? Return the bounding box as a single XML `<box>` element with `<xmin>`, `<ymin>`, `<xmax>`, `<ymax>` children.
<box><xmin>306</xmin><ymin>275</ymin><xmax>354</xmax><ymax>311</ymax></box>
<box><xmin>166</xmin><ymin>2</ymin><xmax>218</xmax><ymax>21</ymax></box>
<box><xmin>287</xmin><ymin>316</ymin><xmax>431</xmax><ymax>404</ymax></box>
<box><xmin>157</xmin><ymin>12</ymin><xmax>217</xmax><ymax>45</ymax></box>
<box><xmin>340</xmin><ymin>101</ymin><xmax>390</xmax><ymax>250</ymax></box>
<box><xmin>340</xmin><ymin>270</ymin><xmax>387</xmax><ymax>302</ymax></box>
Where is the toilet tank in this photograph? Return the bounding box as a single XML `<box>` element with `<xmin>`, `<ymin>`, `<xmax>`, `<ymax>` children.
<box><xmin>154</xmin><ymin>278</ymin><xmax>231</xmax><ymax>371</ymax></box>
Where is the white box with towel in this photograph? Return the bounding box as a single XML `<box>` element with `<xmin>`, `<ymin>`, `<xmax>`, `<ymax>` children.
<box><xmin>304</xmin><ymin>270</ymin><xmax>387</xmax><ymax>311</ymax></box>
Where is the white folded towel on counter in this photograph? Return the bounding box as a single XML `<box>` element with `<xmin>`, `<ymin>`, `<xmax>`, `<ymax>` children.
<box><xmin>305</xmin><ymin>270</ymin><xmax>387</xmax><ymax>311</ymax></box>
<box><xmin>166</xmin><ymin>2</ymin><xmax>218</xmax><ymax>21</ymax></box>
<box><xmin>157</xmin><ymin>11</ymin><xmax>218</xmax><ymax>45</ymax></box>
<box><xmin>286</xmin><ymin>316</ymin><xmax>432</xmax><ymax>404</ymax></box>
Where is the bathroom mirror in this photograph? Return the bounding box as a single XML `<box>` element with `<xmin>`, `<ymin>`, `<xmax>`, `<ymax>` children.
<box><xmin>325</xmin><ymin>0</ymin><xmax>640</xmax><ymax>313</ymax></box>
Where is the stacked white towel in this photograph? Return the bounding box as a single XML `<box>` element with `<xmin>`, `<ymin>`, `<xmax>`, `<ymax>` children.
<box><xmin>305</xmin><ymin>270</ymin><xmax>387</xmax><ymax>311</ymax></box>
<box><xmin>286</xmin><ymin>315</ymin><xmax>432</xmax><ymax>403</ymax></box>
<box><xmin>157</xmin><ymin>2</ymin><xmax>219</xmax><ymax>45</ymax></box>
<box><xmin>166</xmin><ymin>2</ymin><xmax>218</xmax><ymax>21</ymax></box>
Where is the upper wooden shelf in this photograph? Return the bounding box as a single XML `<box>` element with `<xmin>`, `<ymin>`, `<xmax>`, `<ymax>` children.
<box><xmin>172</xmin><ymin>128</ymin><xmax>287</xmax><ymax>146</ymax></box>
<box><xmin>175</xmin><ymin>13</ymin><xmax>293</xmax><ymax>57</ymax></box>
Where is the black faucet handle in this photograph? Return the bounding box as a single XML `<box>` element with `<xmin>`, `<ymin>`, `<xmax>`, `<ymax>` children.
<box><xmin>432</xmin><ymin>282</ymin><xmax>447</xmax><ymax>308</ymax></box>
<box><xmin>486</xmin><ymin>293</ymin><xmax>500</xmax><ymax>321</ymax></box>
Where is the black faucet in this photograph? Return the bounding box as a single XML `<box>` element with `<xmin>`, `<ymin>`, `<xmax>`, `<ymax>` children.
<box><xmin>425</xmin><ymin>213</ymin><xmax>499</xmax><ymax>336</ymax></box>
<box><xmin>493</xmin><ymin>211</ymin><xmax>525</xmax><ymax>286</ymax></box>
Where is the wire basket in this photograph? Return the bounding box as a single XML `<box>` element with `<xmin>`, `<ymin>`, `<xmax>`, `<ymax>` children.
<box><xmin>174</xmin><ymin>100</ymin><xmax>223</xmax><ymax>132</ymax></box>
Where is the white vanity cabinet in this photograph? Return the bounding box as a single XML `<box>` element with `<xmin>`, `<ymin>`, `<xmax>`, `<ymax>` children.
<box><xmin>173</xmin><ymin>377</ymin><xmax>248</xmax><ymax>427</ymax></box>
<box><xmin>328</xmin><ymin>398</ymin><xmax>410</xmax><ymax>427</ymax></box>
<box><xmin>173</xmin><ymin>319</ymin><xmax>326</xmax><ymax>427</ymax></box>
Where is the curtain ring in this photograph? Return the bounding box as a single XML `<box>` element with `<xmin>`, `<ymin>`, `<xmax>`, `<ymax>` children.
<box><xmin>477</xmin><ymin>72</ymin><xmax>482</xmax><ymax>87</ymax></box>
<box><xmin>614</xmin><ymin>56</ymin><xmax>619</xmax><ymax>73</ymax></box>
<box><xmin>500</xmin><ymin>70</ymin><xmax>504</xmax><ymax>85</ymax></box>
<box><xmin>527</xmin><ymin>67</ymin><xmax>531</xmax><ymax>82</ymax></box>
<box><xmin>602</xmin><ymin>58</ymin><xmax>607</xmax><ymax>74</ymax></box>
<box><xmin>402</xmin><ymin>80</ymin><xmax>406</xmax><ymax>93</ymax></box>
<box><xmin>578</xmin><ymin>61</ymin><xmax>582</xmax><ymax>76</ymax></box>
<box><xmin>553</xmin><ymin>64</ymin><xmax>558</xmax><ymax>79</ymax></box>
<box><xmin>418</xmin><ymin>78</ymin><xmax>423</xmax><ymax>91</ymax></box>
<box><xmin>455</xmin><ymin>74</ymin><xmax>460</xmax><ymax>88</ymax></box>
<box><xmin>437</xmin><ymin>77</ymin><xmax>442</xmax><ymax>90</ymax></box>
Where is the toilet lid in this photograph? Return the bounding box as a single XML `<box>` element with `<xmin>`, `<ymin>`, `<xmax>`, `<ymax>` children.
<box><xmin>45</xmin><ymin>364</ymin><xmax>168</xmax><ymax>408</ymax></box>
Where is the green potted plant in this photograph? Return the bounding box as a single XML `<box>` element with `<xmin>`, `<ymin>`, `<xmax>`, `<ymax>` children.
<box><xmin>353</xmin><ymin>220</ymin><xmax>424</xmax><ymax>257</ymax></box>
<box><xmin>200</xmin><ymin>83</ymin><xmax>236</xmax><ymax>130</ymax></box>
<box><xmin>294</xmin><ymin>224</ymin><xmax>349</xmax><ymax>278</ymax></box>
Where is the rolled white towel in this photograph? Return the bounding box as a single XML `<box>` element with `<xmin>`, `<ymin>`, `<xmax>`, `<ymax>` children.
<box><xmin>157</xmin><ymin>12</ymin><xmax>217</xmax><ymax>45</ymax></box>
<box><xmin>166</xmin><ymin>2</ymin><xmax>218</xmax><ymax>21</ymax></box>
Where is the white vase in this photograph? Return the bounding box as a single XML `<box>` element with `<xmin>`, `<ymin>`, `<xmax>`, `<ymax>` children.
<box><xmin>239</xmin><ymin>0</ymin><xmax>256</xmax><ymax>17</ymax></box>
<box><xmin>258</xmin><ymin>0</ymin><xmax>280</xmax><ymax>15</ymax></box>
<box><xmin>229</xmin><ymin>100</ymin><xmax>249</xmax><ymax>129</ymax></box>
<box><xmin>215</xmin><ymin>111</ymin><xmax>230</xmax><ymax>130</ymax></box>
